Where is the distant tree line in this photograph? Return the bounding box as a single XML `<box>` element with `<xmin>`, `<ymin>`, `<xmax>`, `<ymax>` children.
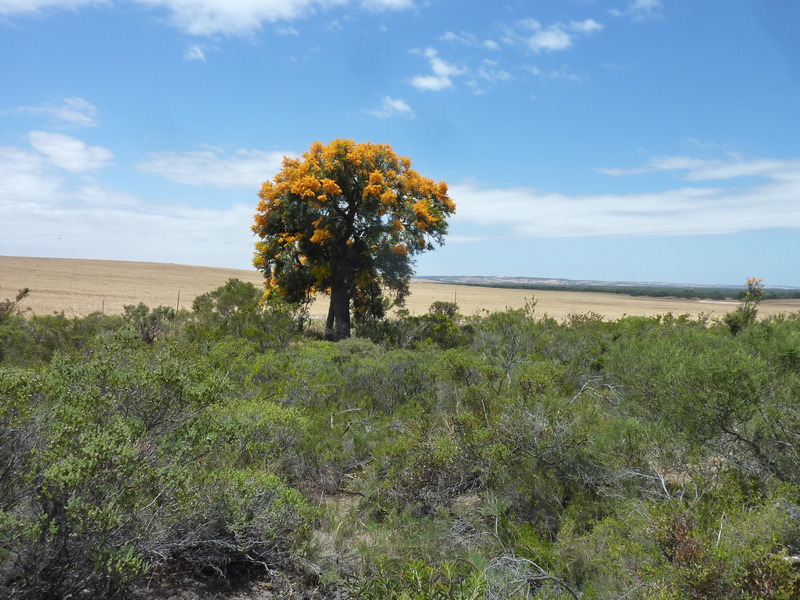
<box><xmin>440</xmin><ymin>280</ymin><xmax>800</xmax><ymax>301</ymax></box>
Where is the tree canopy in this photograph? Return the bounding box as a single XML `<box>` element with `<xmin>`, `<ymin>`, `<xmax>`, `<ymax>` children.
<box><xmin>252</xmin><ymin>139</ymin><xmax>455</xmax><ymax>340</ymax></box>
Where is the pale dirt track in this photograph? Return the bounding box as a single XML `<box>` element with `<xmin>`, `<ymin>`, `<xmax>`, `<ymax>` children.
<box><xmin>2</xmin><ymin>256</ymin><xmax>799</xmax><ymax>322</ymax></box>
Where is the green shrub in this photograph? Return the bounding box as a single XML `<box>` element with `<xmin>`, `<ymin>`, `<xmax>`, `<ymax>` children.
<box><xmin>723</xmin><ymin>277</ymin><xmax>765</xmax><ymax>335</ymax></box>
<box><xmin>343</xmin><ymin>558</ymin><xmax>486</xmax><ymax>600</ymax></box>
<box><xmin>555</xmin><ymin>478</ymin><xmax>800</xmax><ymax>600</ymax></box>
<box><xmin>0</xmin><ymin>336</ymin><xmax>313</xmax><ymax>599</ymax></box>
<box><xmin>187</xmin><ymin>278</ymin><xmax>304</xmax><ymax>350</ymax></box>
<box><xmin>123</xmin><ymin>302</ymin><xmax>176</xmax><ymax>343</ymax></box>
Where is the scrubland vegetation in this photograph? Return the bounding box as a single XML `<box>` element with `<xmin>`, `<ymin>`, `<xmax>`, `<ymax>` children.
<box><xmin>2</xmin><ymin>278</ymin><xmax>800</xmax><ymax>598</ymax></box>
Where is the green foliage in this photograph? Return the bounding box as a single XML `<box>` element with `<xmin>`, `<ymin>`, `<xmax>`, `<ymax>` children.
<box><xmin>355</xmin><ymin>305</ymin><xmax>471</xmax><ymax>349</ymax></box>
<box><xmin>724</xmin><ymin>277</ymin><xmax>765</xmax><ymax>335</ymax></box>
<box><xmin>0</xmin><ymin>335</ymin><xmax>312</xmax><ymax>599</ymax></box>
<box><xmin>0</xmin><ymin>286</ymin><xmax>29</xmax><ymax>323</ymax></box>
<box><xmin>557</xmin><ymin>481</ymin><xmax>800</xmax><ymax>599</ymax></box>
<box><xmin>187</xmin><ymin>278</ymin><xmax>304</xmax><ymax>350</ymax></box>
<box><xmin>429</xmin><ymin>300</ymin><xmax>460</xmax><ymax>318</ymax></box>
<box><xmin>123</xmin><ymin>301</ymin><xmax>176</xmax><ymax>343</ymax></box>
<box><xmin>0</xmin><ymin>287</ymin><xmax>30</xmax><ymax>363</ymax></box>
<box><xmin>3</xmin><ymin>278</ymin><xmax>800</xmax><ymax>598</ymax></box>
<box><xmin>343</xmin><ymin>558</ymin><xmax>486</xmax><ymax>600</ymax></box>
<box><xmin>21</xmin><ymin>311</ymin><xmax>126</xmax><ymax>364</ymax></box>
<box><xmin>609</xmin><ymin>329</ymin><xmax>769</xmax><ymax>443</ymax></box>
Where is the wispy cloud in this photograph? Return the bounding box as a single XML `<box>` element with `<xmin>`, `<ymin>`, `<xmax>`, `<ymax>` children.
<box><xmin>0</xmin><ymin>0</ymin><xmax>416</xmax><ymax>36</ymax></box>
<box><xmin>477</xmin><ymin>60</ymin><xmax>512</xmax><ymax>83</ymax></box>
<box><xmin>466</xmin><ymin>60</ymin><xmax>513</xmax><ymax>94</ymax></box>
<box><xmin>183</xmin><ymin>44</ymin><xmax>207</xmax><ymax>61</ymax></box>
<box><xmin>441</xmin><ymin>30</ymin><xmax>500</xmax><ymax>51</ymax></box>
<box><xmin>366</xmin><ymin>96</ymin><xmax>414</xmax><ymax>118</ymax></box>
<box><xmin>610</xmin><ymin>0</ymin><xmax>664</xmax><ymax>21</ymax></box>
<box><xmin>410</xmin><ymin>48</ymin><xmax>465</xmax><ymax>91</ymax></box>
<box><xmin>524</xmin><ymin>65</ymin><xmax>583</xmax><ymax>82</ymax></box>
<box><xmin>0</xmin><ymin>141</ymin><xmax>259</xmax><ymax>268</ymax></box>
<box><xmin>453</xmin><ymin>156</ymin><xmax>800</xmax><ymax>238</ymax></box>
<box><xmin>7</xmin><ymin>97</ymin><xmax>99</xmax><ymax>128</ymax></box>
<box><xmin>361</xmin><ymin>0</ymin><xmax>414</xmax><ymax>10</ymax></box>
<box><xmin>28</xmin><ymin>131</ymin><xmax>113</xmax><ymax>171</ymax></box>
<box><xmin>0</xmin><ymin>183</ymin><xmax>257</xmax><ymax>268</ymax></box>
<box><xmin>508</xmin><ymin>18</ymin><xmax>604</xmax><ymax>53</ymax></box>
<box><xmin>136</xmin><ymin>147</ymin><xmax>289</xmax><ymax>189</ymax></box>
<box><xmin>596</xmin><ymin>155</ymin><xmax>797</xmax><ymax>180</ymax></box>
<box><xmin>4</xmin><ymin>140</ymin><xmax>798</xmax><ymax>271</ymax></box>
<box><xmin>134</xmin><ymin>0</ymin><xmax>411</xmax><ymax>36</ymax></box>
<box><xmin>0</xmin><ymin>0</ymin><xmax>107</xmax><ymax>15</ymax></box>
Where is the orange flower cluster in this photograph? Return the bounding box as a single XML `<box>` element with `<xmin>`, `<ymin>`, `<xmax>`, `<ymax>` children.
<box><xmin>310</xmin><ymin>228</ymin><xmax>333</xmax><ymax>245</ymax></box>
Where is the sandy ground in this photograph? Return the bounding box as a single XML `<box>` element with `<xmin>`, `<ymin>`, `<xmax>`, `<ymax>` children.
<box><xmin>3</xmin><ymin>255</ymin><xmax>799</xmax><ymax>322</ymax></box>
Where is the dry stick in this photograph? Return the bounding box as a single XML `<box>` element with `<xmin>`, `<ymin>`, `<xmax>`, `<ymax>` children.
<box><xmin>176</xmin><ymin>290</ymin><xmax>180</xmax><ymax>312</ymax></box>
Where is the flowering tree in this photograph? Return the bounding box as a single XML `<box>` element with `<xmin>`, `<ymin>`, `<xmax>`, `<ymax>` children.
<box><xmin>252</xmin><ymin>139</ymin><xmax>455</xmax><ymax>340</ymax></box>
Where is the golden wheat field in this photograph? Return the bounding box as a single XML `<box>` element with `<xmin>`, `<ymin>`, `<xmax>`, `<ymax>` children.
<box><xmin>2</xmin><ymin>255</ymin><xmax>800</xmax><ymax>322</ymax></box>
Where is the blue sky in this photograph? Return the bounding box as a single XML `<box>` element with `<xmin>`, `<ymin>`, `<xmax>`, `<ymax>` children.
<box><xmin>1</xmin><ymin>0</ymin><xmax>799</xmax><ymax>286</ymax></box>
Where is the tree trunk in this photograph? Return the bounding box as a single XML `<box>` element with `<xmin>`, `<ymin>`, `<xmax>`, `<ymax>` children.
<box><xmin>325</xmin><ymin>285</ymin><xmax>351</xmax><ymax>341</ymax></box>
<box><xmin>325</xmin><ymin>301</ymin><xmax>335</xmax><ymax>338</ymax></box>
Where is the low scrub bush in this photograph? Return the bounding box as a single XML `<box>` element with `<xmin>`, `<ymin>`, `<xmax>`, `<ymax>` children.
<box><xmin>0</xmin><ymin>335</ymin><xmax>313</xmax><ymax>599</ymax></box>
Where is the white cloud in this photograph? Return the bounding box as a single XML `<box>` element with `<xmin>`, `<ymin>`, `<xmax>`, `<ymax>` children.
<box><xmin>0</xmin><ymin>141</ymin><xmax>259</xmax><ymax>269</ymax></box>
<box><xmin>477</xmin><ymin>60</ymin><xmax>512</xmax><ymax>83</ymax></box>
<box><xmin>524</xmin><ymin>64</ymin><xmax>583</xmax><ymax>82</ymax></box>
<box><xmin>440</xmin><ymin>30</ymin><xmax>475</xmax><ymax>45</ymax></box>
<box><xmin>597</xmin><ymin>155</ymin><xmax>796</xmax><ymax>180</ymax></box>
<box><xmin>184</xmin><ymin>44</ymin><xmax>206</xmax><ymax>60</ymax></box>
<box><xmin>528</xmin><ymin>27</ymin><xmax>572</xmax><ymax>52</ymax></box>
<box><xmin>410</xmin><ymin>48</ymin><xmax>464</xmax><ymax>91</ymax></box>
<box><xmin>409</xmin><ymin>75</ymin><xmax>448</xmax><ymax>91</ymax></box>
<box><xmin>361</xmin><ymin>0</ymin><xmax>414</xmax><ymax>10</ymax></box>
<box><xmin>134</xmin><ymin>0</ymin><xmax>408</xmax><ymax>36</ymax></box>
<box><xmin>610</xmin><ymin>0</ymin><xmax>664</xmax><ymax>21</ymax></box>
<box><xmin>137</xmin><ymin>147</ymin><xmax>289</xmax><ymax>189</ymax></box>
<box><xmin>132</xmin><ymin>0</ymin><xmax>320</xmax><ymax>35</ymax></box>
<box><xmin>440</xmin><ymin>31</ymin><xmax>500</xmax><ymax>51</ymax></box>
<box><xmin>0</xmin><ymin>184</ymin><xmax>258</xmax><ymax>269</ymax></box>
<box><xmin>570</xmin><ymin>19</ymin><xmax>603</xmax><ymax>34</ymax></box>
<box><xmin>430</xmin><ymin>52</ymin><xmax>463</xmax><ymax>77</ymax></box>
<box><xmin>9</xmin><ymin>97</ymin><xmax>99</xmax><ymax>128</ymax></box>
<box><xmin>533</xmin><ymin>19</ymin><xmax>603</xmax><ymax>52</ymax></box>
<box><xmin>508</xmin><ymin>17</ymin><xmax>603</xmax><ymax>53</ymax></box>
<box><xmin>28</xmin><ymin>131</ymin><xmax>113</xmax><ymax>171</ymax></box>
<box><xmin>366</xmin><ymin>96</ymin><xmax>414</xmax><ymax>118</ymax></box>
<box><xmin>1</xmin><ymin>0</ymin><xmax>416</xmax><ymax>35</ymax></box>
<box><xmin>0</xmin><ymin>0</ymin><xmax>107</xmax><ymax>15</ymax></box>
<box><xmin>452</xmin><ymin>156</ymin><xmax>800</xmax><ymax>238</ymax></box>
<box><xmin>0</xmin><ymin>146</ymin><xmax>64</xmax><ymax>206</ymax></box>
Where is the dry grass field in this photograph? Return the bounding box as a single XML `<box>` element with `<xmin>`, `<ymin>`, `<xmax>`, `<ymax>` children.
<box><xmin>3</xmin><ymin>255</ymin><xmax>800</xmax><ymax>322</ymax></box>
